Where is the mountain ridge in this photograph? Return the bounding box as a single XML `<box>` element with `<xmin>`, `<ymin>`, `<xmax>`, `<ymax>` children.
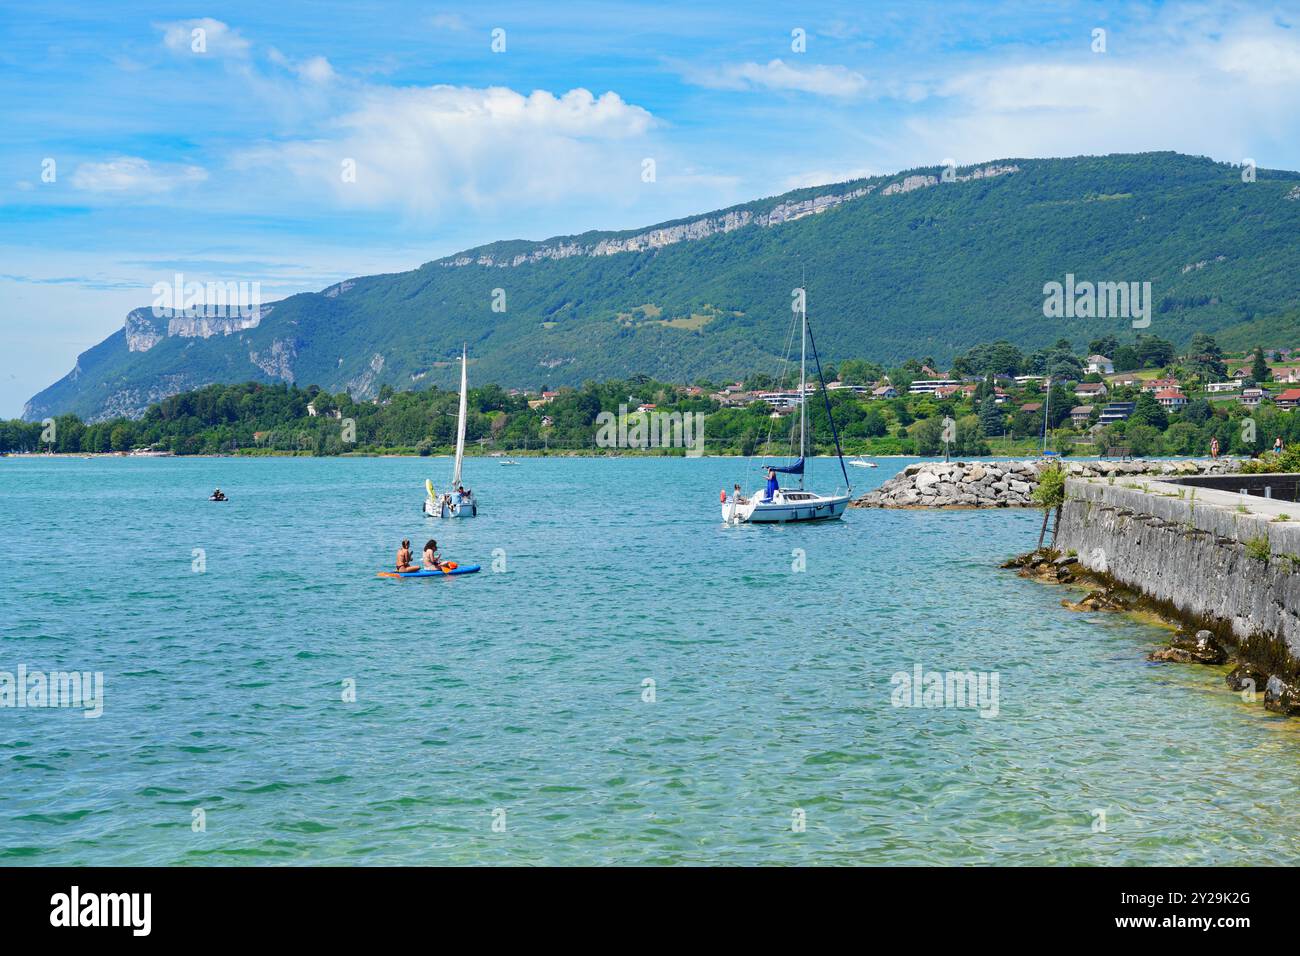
<box><xmin>25</xmin><ymin>151</ymin><xmax>1300</xmax><ymax>422</ymax></box>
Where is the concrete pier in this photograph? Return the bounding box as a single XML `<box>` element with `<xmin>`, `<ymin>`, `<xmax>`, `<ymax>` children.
<box><xmin>1060</xmin><ymin>475</ymin><xmax>1300</xmax><ymax>657</ymax></box>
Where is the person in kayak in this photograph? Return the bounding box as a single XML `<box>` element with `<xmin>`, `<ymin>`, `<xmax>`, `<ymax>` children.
<box><xmin>396</xmin><ymin>539</ymin><xmax>419</xmax><ymax>573</ymax></box>
<box><xmin>762</xmin><ymin>467</ymin><xmax>779</xmax><ymax>502</ymax></box>
<box><xmin>422</xmin><ymin>539</ymin><xmax>442</xmax><ymax>570</ymax></box>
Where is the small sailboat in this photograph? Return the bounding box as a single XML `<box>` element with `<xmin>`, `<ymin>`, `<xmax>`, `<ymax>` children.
<box><xmin>723</xmin><ymin>287</ymin><xmax>852</xmax><ymax>524</ymax></box>
<box><xmin>424</xmin><ymin>345</ymin><xmax>478</xmax><ymax>518</ymax></box>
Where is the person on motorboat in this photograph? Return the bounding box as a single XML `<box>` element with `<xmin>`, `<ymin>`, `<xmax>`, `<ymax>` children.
<box><xmin>422</xmin><ymin>539</ymin><xmax>442</xmax><ymax>570</ymax></box>
<box><xmin>396</xmin><ymin>539</ymin><xmax>419</xmax><ymax>573</ymax></box>
<box><xmin>210</xmin><ymin>488</ymin><xmax>227</xmax><ymax>501</ymax></box>
<box><xmin>762</xmin><ymin>467</ymin><xmax>779</xmax><ymax>502</ymax></box>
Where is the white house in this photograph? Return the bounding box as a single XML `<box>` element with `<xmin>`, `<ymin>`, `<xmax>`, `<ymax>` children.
<box><xmin>909</xmin><ymin>378</ymin><xmax>961</xmax><ymax>395</ymax></box>
<box><xmin>1085</xmin><ymin>355</ymin><xmax>1115</xmax><ymax>375</ymax></box>
<box><xmin>1154</xmin><ymin>388</ymin><xmax>1187</xmax><ymax>410</ymax></box>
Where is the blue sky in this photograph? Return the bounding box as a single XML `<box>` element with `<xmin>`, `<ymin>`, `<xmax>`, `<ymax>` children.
<box><xmin>3</xmin><ymin>0</ymin><xmax>1300</xmax><ymax>416</ymax></box>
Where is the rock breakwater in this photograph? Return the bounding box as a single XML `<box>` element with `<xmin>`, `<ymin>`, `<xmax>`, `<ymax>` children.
<box><xmin>851</xmin><ymin>458</ymin><xmax>1241</xmax><ymax>509</ymax></box>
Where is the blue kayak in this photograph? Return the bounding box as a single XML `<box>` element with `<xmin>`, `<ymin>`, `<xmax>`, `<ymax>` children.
<box><xmin>377</xmin><ymin>564</ymin><xmax>480</xmax><ymax>579</ymax></box>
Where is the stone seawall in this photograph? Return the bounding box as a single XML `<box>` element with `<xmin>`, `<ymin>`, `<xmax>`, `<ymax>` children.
<box><xmin>1058</xmin><ymin>478</ymin><xmax>1300</xmax><ymax>657</ymax></box>
<box><xmin>851</xmin><ymin>458</ymin><xmax>1240</xmax><ymax>509</ymax></box>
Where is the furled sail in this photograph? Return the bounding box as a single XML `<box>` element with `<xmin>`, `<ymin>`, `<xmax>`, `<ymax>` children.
<box><xmin>451</xmin><ymin>346</ymin><xmax>467</xmax><ymax>488</ymax></box>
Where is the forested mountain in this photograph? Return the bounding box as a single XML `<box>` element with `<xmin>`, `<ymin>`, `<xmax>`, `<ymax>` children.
<box><xmin>25</xmin><ymin>151</ymin><xmax>1300</xmax><ymax>422</ymax></box>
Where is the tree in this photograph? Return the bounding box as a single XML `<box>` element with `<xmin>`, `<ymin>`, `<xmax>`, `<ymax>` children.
<box><xmin>952</xmin><ymin>341</ymin><xmax>1024</xmax><ymax>377</ymax></box>
<box><xmin>1112</xmin><ymin>345</ymin><xmax>1141</xmax><ymax>371</ymax></box>
<box><xmin>1186</xmin><ymin>333</ymin><xmax>1227</xmax><ymax>382</ymax></box>
<box><xmin>1135</xmin><ymin>334</ymin><xmax>1175</xmax><ymax>369</ymax></box>
<box><xmin>1129</xmin><ymin>392</ymin><xmax>1168</xmax><ymax>431</ymax></box>
<box><xmin>1251</xmin><ymin>345</ymin><xmax>1271</xmax><ymax>383</ymax></box>
<box><xmin>1088</xmin><ymin>335</ymin><xmax>1119</xmax><ymax>357</ymax></box>
<box><xmin>909</xmin><ymin>417</ymin><xmax>945</xmax><ymax>456</ymax></box>
<box><xmin>1183</xmin><ymin>397</ymin><xmax>1212</xmax><ymax>424</ymax></box>
<box><xmin>1032</xmin><ymin>464</ymin><xmax>1066</xmax><ymax>549</ymax></box>
<box><xmin>1046</xmin><ymin>382</ymin><xmax>1074</xmax><ymax>429</ymax></box>
<box><xmin>978</xmin><ymin>393</ymin><xmax>1004</xmax><ymax>438</ymax></box>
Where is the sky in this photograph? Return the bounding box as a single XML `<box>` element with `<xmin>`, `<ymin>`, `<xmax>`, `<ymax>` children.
<box><xmin>2</xmin><ymin>1</ymin><xmax>1300</xmax><ymax>417</ymax></box>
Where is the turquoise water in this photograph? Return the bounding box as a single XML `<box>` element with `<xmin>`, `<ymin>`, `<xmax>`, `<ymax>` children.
<box><xmin>2</xmin><ymin>454</ymin><xmax>1298</xmax><ymax>865</ymax></box>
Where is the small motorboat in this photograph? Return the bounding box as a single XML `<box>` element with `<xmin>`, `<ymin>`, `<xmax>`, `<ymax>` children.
<box><xmin>499</xmin><ymin>458</ymin><xmax>521</xmax><ymax>466</ymax></box>
<box><xmin>849</xmin><ymin>456</ymin><xmax>877</xmax><ymax>469</ymax></box>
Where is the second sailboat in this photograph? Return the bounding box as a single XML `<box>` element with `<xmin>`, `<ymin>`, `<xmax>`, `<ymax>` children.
<box><xmin>424</xmin><ymin>345</ymin><xmax>478</xmax><ymax>518</ymax></box>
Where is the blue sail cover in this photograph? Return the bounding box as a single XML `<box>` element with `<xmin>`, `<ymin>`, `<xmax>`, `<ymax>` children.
<box><xmin>769</xmin><ymin>457</ymin><xmax>804</xmax><ymax>475</ymax></box>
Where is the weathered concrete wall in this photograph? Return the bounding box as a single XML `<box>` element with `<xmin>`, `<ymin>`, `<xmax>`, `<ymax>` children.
<box><xmin>1059</xmin><ymin>477</ymin><xmax>1300</xmax><ymax>655</ymax></box>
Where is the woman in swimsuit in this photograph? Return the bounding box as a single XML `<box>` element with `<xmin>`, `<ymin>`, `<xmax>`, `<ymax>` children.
<box><xmin>396</xmin><ymin>539</ymin><xmax>420</xmax><ymax>573</ymax></box>
<box><xmin>422</xmin><ymin>539</ymin><xmax>442</xmax><ymax>570</ymax></box>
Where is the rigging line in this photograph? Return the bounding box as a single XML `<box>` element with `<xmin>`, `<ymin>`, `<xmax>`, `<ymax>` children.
<box><xmin>805</xmin><ymin>310</ymin><xmax>851</xmax><ymax>492</ymax></box>
<box><xmin>760</xmin><ymin>299</ymin><xmax>802</xmax><ymax>467</ymax></box>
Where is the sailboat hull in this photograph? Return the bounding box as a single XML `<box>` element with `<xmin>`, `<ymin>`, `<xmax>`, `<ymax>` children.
<box><xmin>424</xmin><ymin>498</ymin><xmax>477</xmax><ymax>518</ymax></box>
<box><xmin>723</xmin><ymin>491</ymin><xmax>850</xmax><ymax>524</ymax></box>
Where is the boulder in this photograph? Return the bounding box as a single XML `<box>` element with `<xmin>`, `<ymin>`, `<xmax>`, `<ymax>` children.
<box><xmin>1225</xmin><ymin>663</ymin><xmax>1268</xmax><ymax>694</ymax></box>
<box><xmin>1265</xmin><ymin>675</ymin><xmax>1300</xmax><ymax>715</ymax></box>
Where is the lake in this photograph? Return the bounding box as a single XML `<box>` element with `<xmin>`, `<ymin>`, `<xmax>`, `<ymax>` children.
<box><xmin>2</xmin><ymin>454</ymin><xmax>1298</xmax><ymax>864</ymax></box>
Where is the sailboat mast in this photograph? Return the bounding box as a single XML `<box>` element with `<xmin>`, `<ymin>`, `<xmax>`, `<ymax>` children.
<box><xmin>452</xmin><ymin>344</ymin><xmax>468</xmax><ymax>488</ymax></box>
<box><xmin>799</xmin><ymin>289</ymin><xmax>807</xmax><ymax>489</ymax></box>
<box><xmin>1041</xmin><ymin>375</ymin><xmax>1050</xmax><ymax>455</ymax></box>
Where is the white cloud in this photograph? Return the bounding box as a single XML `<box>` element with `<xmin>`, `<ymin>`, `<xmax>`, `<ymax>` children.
<box><xmin>158</xmin><ymin>18</ymin><xmax>251</xmax><ymax>57</ymax></box>
<box><xmin>686</xmin><ymin>58</ymin><xmax>868</xmax><ymax>97</ymax></box>
<box><xmin>876</xmin><ymin>17</ymin><xmax>1300</xmax><ymax>174</ymax></box>
<box><xmin>268</xmin><ymin>48</ymin><xmax>336</xmax><ymax>84</ymax></box>
<box><xmin>71</xmin><ymin>157</ymin><xmax>208</xmax><ymax>193</ymax></box>
<box><xmin>232</xmin><ymin>85</ymin><xmax>658</xmax><ymax>214</ymax></box>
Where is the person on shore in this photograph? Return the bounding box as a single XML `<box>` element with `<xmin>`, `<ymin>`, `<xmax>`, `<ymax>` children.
<box><xmin>1275</xmin><ymin>436</ymin><xmax>1285</xmax><ymax>455</ymax></box>
<box><xmin>763</xmin><ymin>467</ymin><xmax>779</xmax><ymax>502</ymax></box>
<box><xmin>396</xmin><ymin>539</ymin><xmax>419</xmax><ymax>573</ymax></box>
<box><xmin>422</xmin><ymin>539</ymin><xmax>441</xmax><ymax>570</ymax></box>
<box><xmin>1209</xmin><ymin>437</ymin><xmax>1219</xmax><ymax>460</ymax></box>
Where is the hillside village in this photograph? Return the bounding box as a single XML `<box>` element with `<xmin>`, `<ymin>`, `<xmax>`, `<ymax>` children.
<box><xmin>5</xmin><ymin>330</ymin><xmax>1300</xmax><ymax>461</ymax></box>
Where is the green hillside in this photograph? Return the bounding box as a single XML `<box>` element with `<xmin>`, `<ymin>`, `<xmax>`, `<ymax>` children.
<box><xmin>25</xmin><ymin>151</ymin><xmax>1300</xmax><ymax>422</ymax></box>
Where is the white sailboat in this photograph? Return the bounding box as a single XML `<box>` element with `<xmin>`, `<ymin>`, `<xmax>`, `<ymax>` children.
<box><xmin>424</xmin><ymin>345</ymin><xmax>478</xmax><ymax>518</ymax></box>
<box><xmin>723</xmin><ymin>289</ymin><xmax>852</xmax><ymax>524</ymax></box>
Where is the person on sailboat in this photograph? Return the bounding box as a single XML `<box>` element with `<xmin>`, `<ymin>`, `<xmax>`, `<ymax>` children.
<box><xmin>763</xmin><ymin>467</ymin><xmax>779</xmax><ymax>502</ymax></box>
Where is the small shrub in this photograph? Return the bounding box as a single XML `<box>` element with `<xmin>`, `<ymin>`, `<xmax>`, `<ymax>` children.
<box><xmin>1033</xmin><ymin>465</ymin><xmax>1066</xmax><ymax>510</ymax></box>
<box><xmin>1246</xmin><ymin>536</ymin><xmax>1271</xmax><ymax>562</ymax></box>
